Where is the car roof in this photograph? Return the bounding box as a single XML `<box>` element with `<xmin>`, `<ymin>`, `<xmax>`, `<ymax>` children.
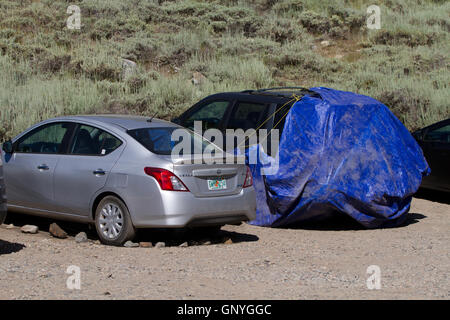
<box><xmin>198</xmin><ymin>87</ymin><xmax>322</xmax><ymax>104</ymax></box>
<box><xmin>49</xmin><ymin>115</ymin><xmax>179</xmax><ymax>131</ymax></box>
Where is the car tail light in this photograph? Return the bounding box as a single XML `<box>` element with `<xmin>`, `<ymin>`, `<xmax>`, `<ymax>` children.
<box><xmin>243</xmin><ymin>166</ymin><xmax>253</xmax><ymax>188</ymax></box>
<box><xmin>144</xmin><ymin>167</ymin><xmax>189</xmax><ymax>192</ymax></box>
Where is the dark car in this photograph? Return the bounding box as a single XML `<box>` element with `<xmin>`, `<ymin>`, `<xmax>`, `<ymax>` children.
<box><xmin>0</xmin><ymin>155</ymin><xmax>6</xmax><ymax>225</ymax></box>
<box><xmin>413</xmin><ymin>118</ymin><xmax>450</xmax><ymax>192</ymax></box>
<box><xmin>172</xmin><ymin>87</ymin><xmax>321</xmax><ymax>155</ymax></box>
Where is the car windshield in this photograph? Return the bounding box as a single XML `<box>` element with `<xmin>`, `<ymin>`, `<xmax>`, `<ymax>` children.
<box><xmin>127</xmin><ymin>127</ymin><xmax>221</xmax><ymax>156</ymax></box>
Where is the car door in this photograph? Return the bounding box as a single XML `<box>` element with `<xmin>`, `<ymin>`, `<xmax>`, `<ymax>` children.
<box><xmin>3</xmin><ymin>122</ymin><xmax>75</xmax><ymax>211</ymax></box>
<box><xmin>52</xmin><ymin>123</ymin><xmax>124</xmax><ymax>216</ymax></box>
<box><xmin>421</xmin><ymin>121</ymin><xmax>450</xmax><ymax>191</ymax></box>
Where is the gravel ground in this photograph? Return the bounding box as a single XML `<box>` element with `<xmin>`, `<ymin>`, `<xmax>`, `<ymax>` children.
<box><xmin>0</xmin><ymin>193</ymin><xmax>449</xmax><ymax>300</ymax></box>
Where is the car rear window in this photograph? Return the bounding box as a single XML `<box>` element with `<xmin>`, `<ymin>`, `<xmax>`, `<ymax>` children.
<box><xmin>127</xmin><ymin>127</ymin><xmax>221</xmax><ymax>156</ymax></box>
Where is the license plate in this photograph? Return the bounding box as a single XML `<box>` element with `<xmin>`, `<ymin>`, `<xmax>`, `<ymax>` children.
<box><xmin>207</xmin><ymin>179</ymin><xmax>227</xmax><ymax>190</ymax></box>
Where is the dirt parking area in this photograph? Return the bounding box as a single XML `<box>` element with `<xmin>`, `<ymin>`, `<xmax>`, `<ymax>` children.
<box><xmin>0</xmin><ymin>193</ymin><xmax>449</xmax><ymax>300</ymax></box>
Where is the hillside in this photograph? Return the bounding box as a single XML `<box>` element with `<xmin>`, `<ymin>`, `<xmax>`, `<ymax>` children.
<box><xmin>0</xmin><ymin>0</ymin><xmax>449</xmax><ymax>140</ymax></box>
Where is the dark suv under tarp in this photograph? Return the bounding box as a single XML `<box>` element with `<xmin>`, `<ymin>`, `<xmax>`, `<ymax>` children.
<box><xmin>246</xmin><ymin>87</ymin><xmax>430</xmax><ymax>228</ymax></box>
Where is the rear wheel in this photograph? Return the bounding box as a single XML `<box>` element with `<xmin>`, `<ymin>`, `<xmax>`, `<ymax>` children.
<box><xmin>94</xmin><ymin>196</ymin><xmax>135</xmax><ymax>246</ymax></box>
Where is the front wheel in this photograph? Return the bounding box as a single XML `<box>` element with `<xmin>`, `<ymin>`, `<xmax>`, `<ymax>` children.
<box><xmin>94</xmin><ymin>196</ymin><xmax>136</xmax><ymax>246</ymax></box>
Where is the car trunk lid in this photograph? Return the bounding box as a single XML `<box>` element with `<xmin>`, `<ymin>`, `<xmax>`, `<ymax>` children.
<box><xmin>169</xmin><ymin>154</ymin><xmax>247</xmax><ymax>197</ymax></box>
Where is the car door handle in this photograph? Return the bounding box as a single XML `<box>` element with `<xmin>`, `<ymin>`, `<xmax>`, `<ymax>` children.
<box><xmin>93</xmin><ymin>169</ymin><xmax>106</xmax><ymax>176</ymax></box>
<box><xmin>37</xmin><ymin>164</ymin><xmax>49</xmax><ymax>171</ymax></box>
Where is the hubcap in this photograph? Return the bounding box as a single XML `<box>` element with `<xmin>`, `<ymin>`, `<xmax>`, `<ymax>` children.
<box><xmin>98</xmin><ymin>203</ymin><xmax>124</xmax><ymax>239</ymax></box>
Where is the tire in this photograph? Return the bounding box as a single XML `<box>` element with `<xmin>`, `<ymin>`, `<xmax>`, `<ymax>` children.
<box><xmin>94</xmin><ymin>196</ymin><xmax>135</xmax><ymax>246</ymax></box>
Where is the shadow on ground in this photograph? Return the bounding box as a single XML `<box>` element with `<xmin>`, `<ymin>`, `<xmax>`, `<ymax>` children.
<box><xmin>4</xmin><ymin>211</ymin><xmax>259</xmax><ymax>247</ymax></box>
<box><xmin>414</xmin><ymin>188</ymin><xmax>450</xmax><ymax>205</ymax></box>
<box><xmin>4</xmin><ymin>212</ymin><xmax>92</xmax><ymax>237</ymax></box>
<box><xmin>136</xmin><ymin>228</ymin><xmax>259</xmax><ymax>246</ymax></box>
<box><xmin>0</xmin><ymin>239</ymin><xmax>26</xmax><ymax>255</ymax></box>
<box><xmin>280</xmin><ymin>211</ymin><xmax>427</xmax><ymax>231</ymax></box>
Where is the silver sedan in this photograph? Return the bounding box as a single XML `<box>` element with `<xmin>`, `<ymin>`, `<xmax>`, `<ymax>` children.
<box><xmin>1</xmin><ymin>115</ymin><xmax>256</xmax><ymax>245</ymax></box>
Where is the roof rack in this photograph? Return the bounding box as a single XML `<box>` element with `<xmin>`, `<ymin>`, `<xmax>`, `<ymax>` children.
<box><xmin>256</xmin><ymin>86</ymin><xmax>311</xmax><ymax>92</ymax></box>
<box><xmin>242</xmin><ymin>87</ymin><xmax>321</xmax><ymax>99</ymax></box>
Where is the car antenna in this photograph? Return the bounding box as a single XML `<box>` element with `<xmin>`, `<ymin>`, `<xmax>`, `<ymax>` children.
<box><xmin>147</xmin><ymin>112</ymin><xmax>158</xmax><ymax>122</ymax></box>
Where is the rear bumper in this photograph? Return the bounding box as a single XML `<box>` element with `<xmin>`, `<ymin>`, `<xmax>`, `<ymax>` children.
<box><xmin>130</xmin><ymin>187</ymin><xmax>256</xmax><ymax>228</ymax></box>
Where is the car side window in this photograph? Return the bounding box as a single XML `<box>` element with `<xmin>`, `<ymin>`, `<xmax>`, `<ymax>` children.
<box><xmin>16</xmin><ymin>122</ymin><xmax>72</xmax><ymax>154</ymax></box>
<box><xmin>70</xmin><ymin>124</ymin><xmax>122</xmax><ymax>156</ymax></box>
<box><xmin>183</xmin><ymin>100</ymin><xmax>229</xmax><ymax>130</ymax></box>
<box><xmin>424</xmin><ymin>124</ymin><xmax>450</xmax><ymax>143</ymax></box>
<box><xmin>227</xmin><ymin>102</ymin><xmax>268</xmax><ymax>130</ymax></box>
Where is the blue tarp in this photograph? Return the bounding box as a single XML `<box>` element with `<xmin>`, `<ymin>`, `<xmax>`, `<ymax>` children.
<box><xmin>247</xmin><ymin>87</ymin><xmax>430</xmax><ymax>228</ymax></box>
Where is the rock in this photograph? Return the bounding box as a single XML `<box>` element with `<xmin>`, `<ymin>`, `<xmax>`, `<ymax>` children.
<box><xmin>201</xmin><ymin>240</ymin><xmax>211</xmax><ymax>245</ymax></box>
<box><xmin>75</xmin><ymin>232</ymin><xmax>88</xmax><ymax>243</ymax></box>
<box><xmin>21</xmin><ymin>225</ymin><xmax>38</xmax><ymax>234</ymax></box>
<box><xmin>179</xmin><ymin>242</ymin><xmax>189</xmax><ymax>248</ymax></box>
<box><xmin>139</xmin><ymin>242</ymin><xmax>153</xmax><ymax>248</ymax></box>
<box><xmin>49</xmin><ymin>223</ymin><xmax>68</xmax><ymax>239</ymax></box>
<box><xmin>6</xmin><ymin>224</ymin><xmax>14</xmax><ymax>229</ymax></box>
<box><xmin>155</xmin><ymin>242</ymin><xmax>166</xmax><ymax>248</ymax></box>
<box><xmin>334</xmin><ymin>54</ymin><xmax>344</xmax><ymax>59</ymax></box>
<box><xmin>224</xmin><ymin>238</ymin><xmax>233</xmax><ymax>245</ymax></box>
<box><xmin>191</xmin><ymin>72</ymin><xmax>206</xmax><ymax>85</ymax></box>
<box><xmin>320</xmin><ymin>40</ymin><xmax>331</xmax><ymax>47</ymax></box>
<box><xmin>122</xmin><ymin>58</ymin><xmax>137</xmax><ymax>79</ymax></box>
<box><xmin>124</xmin><ymin>241</ymin><xmax>139</xmax><ymax>248</ymax></box>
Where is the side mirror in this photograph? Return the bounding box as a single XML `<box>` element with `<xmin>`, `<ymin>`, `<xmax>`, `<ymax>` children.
<box><xmin>2</xmin><ymin>140</ymin><xmax>13</xmax><ymax>154</ymax></box>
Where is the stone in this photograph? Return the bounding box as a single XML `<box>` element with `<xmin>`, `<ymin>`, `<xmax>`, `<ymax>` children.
<box><xmin>49</xmin><ymin>223</ymin><xmax>68</xmax><ymax>239</ymax></box>
<box><xmin>320</xmin><ymin>40</ymin><xmax>331</xmax><ymax>47</ymax></box>
<box><xmin>124</xmin><ymin>241</ymin><xmax>139</xmax><ymax>248</ymax></box>
<box><xmin>75</xmin><ymin>232</ymin><xmax>88</xmax><ymax>243</ymax></box>
<box><xmin>122</xmin><ymin>58</ymin><xmax>137</xmax><ymax>79</ymax></box>
<box><xmin>6</xmin><ymin>224</ymin><xmax>14</xmax><ymax>229</ymax></box>
<box><xmin>139</xmin><ymin>242</ymin><xmax>153</xmax><ymax>248</ymax></box>
<box><xmin>179</xmin><ymin>242</ymin><xmax>189</xmax><ymax>248</ymax></box>
<box><xmin>155</xmin><ymin>242</ymin><xmax>166</xmax><ymax>248</ymax></box>
<box><xmin>224</xmin><ymin>238</ymin><xmax>233</xmax><ymax>245</ymax></box>
<box><xmin>21</xmin><ymin>225</ymin><xmax>38</xmax><ymax>234</ymax></box>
